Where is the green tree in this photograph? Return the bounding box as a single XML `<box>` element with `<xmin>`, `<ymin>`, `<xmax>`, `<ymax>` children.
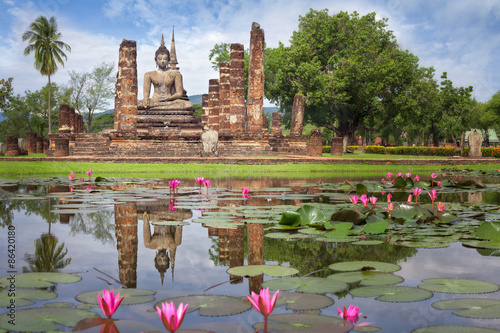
<box><xmin>22</xmin><ymin>15</ymin><xmax>71</xmax><ymax>133</ymax></box>
<box><xmin>67</xmin><ymin>61</ymin><xmax>115</xmax><ymax>133</ymax></box>
<box><xmin>469</xmin><ymin>100</ymin><xmax>497</xmax><ymax>146</ymax></box>
<box><xmin>0</xmin><ymin>77</ymin><xmax>13</xmax><ymax>113</ymax></box>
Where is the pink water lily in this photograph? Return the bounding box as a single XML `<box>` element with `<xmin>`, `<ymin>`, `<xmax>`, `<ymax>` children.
<box><xmin>396</xmin><ymin>173</ymin><xmax>402</xmax><ymax>177</ymax></box>
<box><xmin>412</xmin><ymin>188</ymin><xmax>423</xmax><ymax>203</ymax></box>
<box><xmin>431</xmin><ymin>173</ymin><xmax>437</xmax><ymax>179</ymax></box>
<box><xmin>169</xmin><ymin>180</ymin><xmax>181</xmax><ymax>195</ymax></box>
<box><xmin>414</xmin><ymin>175</ymin><xmax>420</xmax><ymax>181</ymax></box>
<box><xmin>359</xmin><ymin>194</ymin><xmax>369</xmax><ymax>207</ymax></box>
<box><xmin>387</xmin><ymin>172</ymin><xmax>392</xmax><ymax>179</ymax></box>
<box><xmin>350</xmin><ymin>195</ymin><xmax>359</xmax><ymax>212</ymax></box>
<box><xmin>387</xmin><ymin>202</ymin><xmax>394</xmax><ymax>215</ymax></box>
<box><xmin>247</xmin><ymin>288</ymin><xmax>279</xmax><ymax>333</ymax></box>
<box><xmin>338</xmin><ymin>305</ymin><xmax>361</xmax><ymax>324</ymax></box>
<box><xmin>406</xmin><ymin>173</ymin><xmax>411</xmax><ymax>178</ymax></box>
<box><xmin>97</xmin><ymin>289</ymin><xmax>124</xmax><ymax>318</ymax></box>
<box><xmin>381</xmin><ymin>178</ymin><xmax>385</xmax><ymax>184</ymax></box>
<box><xmin>437</xmin><ymin>181</ymin><xmax>442</xmax><ymax>186</ymax></box>
<box><xmin>69</xmin><ymin>171</ymin><xmax>76</xmax><ymax>181</ymax></box>
<box><xmin>369</xmin><ymin>196</ymin><xmax>378</xmax><ymax>205</ymax></box>
<box><xmin>437</xmin><ymin>202</ymin><xmax>446</xmax><ymax>212</ymax></box>
<box><xmin>195</xmin><ymin>177</ymin><xmax>205</xmax><ymax>193</ymax></box>
<box><xmin>387</xmin><ymin>193</ymin><xmax>392</xmax><ymax>203</ymax></box>
<box><xmin>156</xmin><ymin>301</ymin><xmax>188</xmax><ymax>333</ymax></box>
<box><xmin>86</xmin><ymin>168</ymin><xmax>92</xmax><ymax>180</ymax></box>
<box><xmin>407</xmin><ymin>194</ymin><xmax>413</xmax><ymax>203</ymax></box>
<box><xmin>428</xmin><ymin>189</ymin><xmax>440</xmax><ymax>209</ymax></box>
<box><xmin>242</xmin><ymin>188</ymin><xmax>250</xmax><ymax>198</ymax></box>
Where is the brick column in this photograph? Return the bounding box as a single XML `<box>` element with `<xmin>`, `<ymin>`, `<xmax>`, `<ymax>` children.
<box><xmin>36</xmin><ymin>136</ymin><xmax>43</xmax><ymax>153</ymax></box>
<box><xmin>246</xmin><ymin>23</ymin><xmax>265</xmax><ymax>133</ymax></box>
<box><xmin>77</xmin><ymin>114</ymin><xmax>84</xmax><ymax>133</ymax></box>
<box><xmin>53</xmin><ymin>138</ymin><xmax>69</xmax><ymax>157</ymax></box>
<box><xmin>114</xmin><ymin>39</ymin><xmax>138</xmax><ymax>132</ymax></box>
<box><xmin>201</xmin><ymin>94</ymin><xmax>209</xmax><ymax>130</ymax></box>
<box><xmin>207</xmin><ymin>79</ymin><xmax>220</xmax><ymax>131</ymax></box>
<box><xmin>58</xmin><ymin>104</ymin><xmax>71</xmax><ymax>134</ymax></box>
<box><xmin>309</xmin><ymin>128</ymin><xmax>323</xmax><ymax>157</ymax></box>
<box><xmin>69</xmin><ymin>107</ymin><xmax>76</xmax><ymax>133</ymax></box>
<box><xmin>271</xmin><ymin>112</ymin><xmax>282</xmax><ymax>136</ymax></box>
<box><xmin>290</xmin><ymin>94</ymin><xmax>305</xmax><ymax>135</ymax></box>
<box><xmin>6</xmin><ymin>135</ymin><xmax>19</xmax><ymax>156</ymax></box>
<box><xmin>230</xmin><ymin>43</ymin><xmax>245</xmax><ymax>132</ymax></box>
<box><xmin>218</xmin><ymin>61</ymin><xmax>230</xmax><ymax>133</ymax></box>
<box><xmin>115</xmin><ymin>203</ymin><xmax>138</xmax><ymax>288</ymax></box>
<box><xmin>331</xmin><ymin>137</ymin><xmax>343</xmax><ymax>156</ymax></box>
<box><xmin>26</xmin><ymin>132</ymin><xmax>37</xmax><ymax>154</ymax></box>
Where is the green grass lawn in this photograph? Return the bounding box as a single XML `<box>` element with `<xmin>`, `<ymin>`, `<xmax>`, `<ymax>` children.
<box><xmin>322</xmin><ymin>152</ymin><xmax>452</xmax><ymax>159</ymax></box>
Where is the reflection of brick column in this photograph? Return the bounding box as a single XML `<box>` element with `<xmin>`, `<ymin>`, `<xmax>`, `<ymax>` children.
<box><xmin>201</xmin><ymin>94</ymin><xmax>209</xmax><ymax>130</ymax></box>
<box><xmin>207</xmin><ymin>79</ymin><xmax>220</xmax><ymax>131</ymax></box>
<box><xmin>26</xmin><ymin>132</ymin><xmax>37</xmax><ymax>154</ymax></box>
<box><xmin>247</xmin><ymin>223</ymin><xmax>264</xmax><ymax>293</ymax></box>
<box><xmin>6</xmin><ymin>136</ymin><xmax>19</xmax><ymax>156</ymax></box>
<box><xmin>247</xmin><ymin>23</ymin><xmax>265</xmax><ymax>133</ymax></box>
<box><xmin>59</xmin><ymin>104</ymin><xmax>71</xmax><ymax>133</ymax></box>
<box><xmin>290</xmin><ymin>94</ymin><xmax>305</xmax><ymax>135</ymax></box>
<box><xmin>219</xmin><ymin>61</ymin><xmax>230</xmax><ymax>133</ymax></box>
<box><xmin>309</xmin><ymin>128</ymin><xmax>323</xmax><ymax>157</ymax></box>
<box><xmin>218</xmin><ymin>228</ymin><xmax>230</xmax><ymax>265</ymax></box>
<box><xmin>229</xmin><ymin>225</ymin><xmax>244</xmax><ymax>284</ymax></box>
<box><xmin>230</xmin><ymin>43</ymin><xmax>245</xmax><ymax>132</ymax></box>
<box><xmin>114</xmin><ymin>40</ymin><xmax>138</xmax><ymax>132</ymax></box>
<box><xmin>115</xmin><ymin>203</ymin><xmax>138</xmax><ymax>288</ymax></box>
<box><xmin>271</xmin><ymin>113</ymin><xmax>282</xmax><ymax>136</ymax></box>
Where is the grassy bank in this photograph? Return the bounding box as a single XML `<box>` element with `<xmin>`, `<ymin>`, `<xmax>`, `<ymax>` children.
<box><xmin>1</xmin><ymin>160</ymin><xmax>499</xmax><ymax>179</ymax></box>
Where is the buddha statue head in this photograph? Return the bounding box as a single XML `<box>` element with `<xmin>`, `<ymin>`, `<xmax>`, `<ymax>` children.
<box><xmin>155</xmin><ymin>35</ymin><xmax>170</xmax><ymax>69</ymax></box>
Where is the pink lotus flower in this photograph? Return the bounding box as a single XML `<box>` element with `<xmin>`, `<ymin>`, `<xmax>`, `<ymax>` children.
<box><xmin>414</xmin><ymin>175</ymin><xmax>420</xmax><ymax>181</ymax></box>
<box><xmin>97</xmin><ymin>289</ymin><xmax>124</xmax><ymax>318</ymax></box>
<box><xmin>86</xmin><ymin>168</ymin><xmax>92</xmax><ymax>180</ymax></box>
<box><xmin>361</xmin><ymin>235</ymin><xmax>366</xmax><ymax>239</ymax></box>
<box><xmin>396</xmin><ymin>173</ymin><xmax>402</xmax><ymax>177</ymax></box>
<box><xmin>428</xmin><ymin>189</ymin><xmax>439</xmax><ymax>209</ymax></box>
<box><xmin>80</xmin><ymin>178</ymin><xmax>85</xmax><ymax>182</ymax></box>
<box><xmin>387</xmin><ymin>202</ymin><xmax>394</xmax><ymax>214</ymax></box>
<box><xmin>412</xmin><ymin>188</ymin><xmax>423</xmax><ymax>203</ymax></box>
<box><xmin>369</xmin><ymin>196</ymin><xmax>377</xmax><ymax>205</ymax></box>
<box><xmin>69</xmin><ymin>171</ymin><xmax>76</xmax><ymax>181</ymax></box>
<box><xmin>406</xmin><ymin>173</ymin><xmax>411</xmax><ymax>178</ymax></box>
<box><xmin>86</xmin><ymin>186</ymin><xmax>92</xmax><ymax>191</ymax></box>
<box><xmin>247</xmin><ymin>288</ymin><xmax>279</xmax><ymax>333</ymax></box>
<box><xmin>156</xmin><ymin>301</ymin><xmax>188</xmax><ymax>333</ymax></box>
<box><xmin>359</xmin><ymin>194</ymin><xmax>369</xmax><ymax>207</ymax></box>
<box><xmin>195</xmin><ymin>177</ymin><xmax>205</xmax><ymax>185</ymax></box>
<box><xmin>407</xmin><ymin>194</ymin><xmax>412</xmax><ymax>203</ymax></box>
<box><xmin>242</xmin><ymin>188</ymin><xmax>250</xmax><ymax>198</ymax></box>
<box><xmin>169</xmin><ymin>180</ymin><xmax>181</xmax><ymax>195</ymax></box>
<box><xmin>437</xmin><ymin>181</ymin><xmax>442</xmax><ymax>186</ymax></box>
<box><xmin>387</xmin><ymin>193</ymin><xmax>392</xmax><ymax>203</ymax></box>
<box><xmin>350</xmin><ymin>195</ymin><xmax>359</xmax><ymax>212</ymax></box>
<box><xmin>338</xmin><ymin>305</ymin><xmax>361</xmax><ymax>324</ymax></box>
<box><xmin>437</xmin><ymin>202</ymin><xmax>446</xmax><ymax>212</ymax></box>
<box><xmin>203</xmin><ymin>179</ymin><xmax>211</xmax><ymax>194</ymax></box>
<box><xmin>431</xmin><ymin>173</ymin><xmax>437</xmax><ymax>179</ymax></box>
<box><xmin>381</xmin><ymin>178</ymin><xmax>385</xmax><ymax>184</ymax></box>
<box><xmin>387</xmin><ymin>172</ymin><xmax>392</xmax><ymax>179</ymax></box>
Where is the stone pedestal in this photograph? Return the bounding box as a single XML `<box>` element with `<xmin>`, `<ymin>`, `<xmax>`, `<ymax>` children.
<box><xmin>308</xmin><ymin>128</ymin><xmax>323</xmax><ymax>157</ymax></box>
<box><xmin>271</xmin><ymin>112</ymin><xmax>282</xmax><ymax>136</ymax></box>
<box><xmin>468</xmin><ymin>131</ymin><xmax>483</xmax><ymax>158</ymax></box>
<box><xmin>246</xmin><ymin>23</ymin><xmax>265</xmax><ymax>133</ymax></box>
<box><xmin>53</xmin><ymin>137</ymin><xmax>70</xmax><ymax>157</ymax></box>
<box><xmin>114</xmin><ymin>39</ymin><xmax>138</xmax><ymax>132</ymax></box>
<box><xmin>201</xmin><ymin>129</ymin><xmax>219</xmax><ymax>157</ymax></box>
<box><xmin>230</xmin><ymin>43</ymin><xmax>246</xmax><ymax>132</ymax></box>
<box><xmin>6</xmin><ymin>135</ymin><xmax>19</xmax><ymax>156</ymax></box>
<box><xmin>331</xmin><ymin>137</ymin><xmax>343</xmax><ymax>156</ymax></box>
<box><xmin>291</xmin><ymin>94</ymin><xmax>305</xmax><ymax>135</ymax></box>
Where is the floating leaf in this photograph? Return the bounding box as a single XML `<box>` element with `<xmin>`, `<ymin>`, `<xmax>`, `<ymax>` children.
<box><xmin>328</xmin><ymin>271</ymin><xmax>404</xmax><ymax>286</ymax></box>
<box><xmin>354</xmin><ymin>325</ymin><xmax>382</xmax><ymax>332</ymax></box>
<box><xmin>476</xmin><ymin>222</ymin><xmax>500</xmax><ymax>241</ymax></box>
<box><xmin>0</xmin><ymin>272</ymin><xmax>81</xmax><ymax>288</ymax></box>
<box><xmin>275</xmin><ymin>292</ymin><xmax>334</xmax><ymax>310</ymax></box>
<box><xmin>391</xmin><ymin>203</ymin><xmax>418</xmax><ymax>220</ymax></box>
<box><xmin>432</xmin><ymin>298</ymin><xmax>500</xmax><ymax>318</ymax></box>
<box><xmin>296</xmin><ymin>205</ymin><xmax>329</xmax><ymax>226</ymax></box>
<box><xmin>76</xmin><ymin>288</ymin><xmax>155</xmax><ymax>306</ymax></box>
<box><xmin>418</xmin><ymin>278</ymin><xmax>500</xmax><ymax>294</ymax></box>
<box><xmin>262</xmin><ymin>277</ymin><xmax>347</xmax><ymax>294</ymax></box>
<box><xmin>352</xmin><ymin>240</ymin><xmax>384</xmax><ymax>245</ymax></box>
<box><xmin>350</xmin><ymin>285</ymin><xmax>433</xmax><ymax>302</ymax></box>
<box><xmin>0</xmin><ymin>307</ymin><xmax>99</xmax><ymax>332</ymax></box>
<box><xmin>0</xmin><ymin>288</ymin><xmax>56</xmax><ymax>307</ymax></box>
<box><xmin>279</xmin><ymin>211</ymin><xmax>302</xmax><ymax>226</ymax></box>
<box><xmin>412</xmin><ymin>325</ymin><xmax>500</xmax><ymax>333</ymax></box>
<box><xmin>462</xmin><ymin>240</ymin><xmax>500</xmax><ymax>249</ymax></box>
<box><xmin>329</xmin><ymin>261</ymin><xmax>401</xmax><ymax>273</ymax></box>
<box><xmin>253</xmin><ymin>313</ymin><xmax>353</xmax><ymax>333</ymax></box>
<box><xmin>265</xmin><ymin>232</ymin><xmax>310</xmax><ymax>240</ymax></box>
<box><xmin>154</xmin><ymin>295</ymin><xmax>251</xmax><ymax>316</ymax></box>
<box><xmin>226</xmin><ymin>265</ymin><xmax>299</xmax><ymax>277</ymax></box>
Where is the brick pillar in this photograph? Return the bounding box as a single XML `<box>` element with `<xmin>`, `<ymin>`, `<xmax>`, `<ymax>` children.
<box><xmin>207</xmin><ymin>79</ymin><xmax>220</xmax><ymax>131</ymax></box>
<box><xmin>246</xmin><ymin>23</ymin><xmax>265</xmax><ymax>133</ymax></box>
<box><xmin>271</xmin><ymin>112</ymin><xmax>282</xmax><ymax>136</ymax></box>
<box><xmin>53</xmin><ymin>137</ymin><xmax>69</xmax><ymax>157</ymax></box>
<box><xmin>309</xmin><ymin>128</ymin><xmax>323</xmax><ymax>157</ymax></box>
<box><xmin>201</xmin><ymin>94</ymin><xmax>209</xmax><ymax>130</ymax></box>
<box><xmin>69</xmin><ymin>108</ymin><xmax>76</xmax><ymax>133</ymax></box>
<box><xmin>6</xmin><ymin>135</ymin><xmax>19</xmax><ymax>156</ymax></box>
<box><xmin>43</xmin><ymin>138</ymin><xmax>48</xmax><ymax>153</ymax></box>
<box><xmin>230</xmin><ymin>43</ymin><xmax>246</xmax><ymax>132</ymax></box>
<box><xmin>331</xmin><ymin>137</ymin><xmax>343</xmax><ymax>156</ymax></box>
<box><xmin>247</xmin><ymin>223</ymin><xmax>264</xmax><ymax>293</ymax></box>
<box><xmin>36</xmin><ymin>136</ymin><xmax>43</xmax><ymax>153</ymax></box>
<box><xmin>78</xmin><ymin>114</ymin><xmax>84</xmax><ymax>133</ymax></box>
<box><xmin>115</xmin><ymin>203</ymin><xmax>138</xmax><ymax>288</ymax></box>
<box><xmin>290</xmin><ymin>94</ymin><xmax>305</xmax><ymax>135</ymax></box>
<box><xmin>218</xmin><ymin>61</ymin><xmax>230</xmax><ymax>133</ymax></box>
<box><xmin>114</xmin><ymin>39</ymin><xmax>138</xmax><ymax>132</ymax></box>
<box><xmin>26</xmin><ymin>132</ymin><xmax>37</xmax><ymax>154</ymax></box>
<box><xmin>58</xmin><ymin>104</ymin><xmax>71</xmax><ymax>134</ymax></box>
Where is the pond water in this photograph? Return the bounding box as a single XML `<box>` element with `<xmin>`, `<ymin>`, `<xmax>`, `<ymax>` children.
<box><xmin>1</xmin><ymin>172</ymin><xmax>500</xmax><ymax>333</ymax></box>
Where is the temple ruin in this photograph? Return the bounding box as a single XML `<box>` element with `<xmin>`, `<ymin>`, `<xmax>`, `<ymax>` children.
<box><xmin>46</xmin><ymin>23</ymin><xmax>319</xmax><ymax>158</ymax></box>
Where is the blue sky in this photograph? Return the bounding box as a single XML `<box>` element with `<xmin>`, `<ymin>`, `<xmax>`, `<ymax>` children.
<box><xmin>1</xmin><ymin>0</ymin><xmax>499</xmax><ymax>111</ymax></box>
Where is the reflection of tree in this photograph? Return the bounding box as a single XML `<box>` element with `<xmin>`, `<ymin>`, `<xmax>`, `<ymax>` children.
<box><xmin>0</xmin><ymin>201</ymin><xmax>14</xmax><ymax>227</ymax></box>
<box><xmin>70</xmin><ymin>210</ymin><xmax>115</xmax><ymax>245</ymax></box>
<box><xmin>23</xmin><ymin>233</ymin><xmax>71</xmax><ymax>272</ymax></box>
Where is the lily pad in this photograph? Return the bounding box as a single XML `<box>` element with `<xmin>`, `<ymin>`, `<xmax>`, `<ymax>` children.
<box><xmin>226</xmin><ymin>265</ymin><xmax>299</xmax><ymax>277</ymax></box>
<box><xmin>327</xmin><ymin>271</ymin><xmax>404</xmax><ymax>286</ymax></box>
<box><xmin>412</xmin><ymin>325</ymin><xmax>500</xmax><ymax>333</ymax></box>
<box><xmin>154</xmin><ymin>295</ymin><xmax>251</xmax><ymax>316</ymax></box>
<box><xmin>462</xmin><ymin>240</ymin><xmax>500</xmax><ymax>249</ymax></box>
<box><xmin>262</xmin><ymin>277</ymin><xmax>348</xmax><ymax>294</ymax></box>
<box><xmin>352</xmin><ymin>240</ymin><xmax>384</xmax><ymax>246</ymax></box>
<box><xmin>275</xmin><ymin>292</ymin><xmax>334</xmax><ymax>310</ymax></box>
<box><xmin>431</xmin><ymin>298</ymin><xmax>500</xmax><ymax>318</ymax></box>
<box><xmin>350</xmin><ymin>285</ymin><xmax>433</xmax><ymax>302</ymax></box>
<box><xmin>476</xmin><ymin>222</ymin><xmax>500</xmax><ymax>241</ymax></box>
<box><xmin>329</xmin><ymin>261</ymin><xmax>401</xmax><ymax>273</ymax></box>
<box><xmin>76</xmin><ymin>288</ymin><xmax>155</xmax><ymax>306</ymax></box>
<box><xmin>253</xmin><ymin>313</ymin><xmax>353</xmax><ymax>333</ymax></box>
<box><xmin>0</xmin><ymin>272</ymin><xmax>81</xmax><ymax>288</ymax></box>
<box><xmin>418</xmin><ymin>278</ymin><xmax>500</xmax><ymax>294</ymax></box>
<box><xmin>0</xmin><ymin>307</ymin><xmax>99</xmax><ymax>332</ymax></box>
<box><xmin>0</xmin><ymin>288</ymin><xmax>56</xmax><ymax>307</ymax></box>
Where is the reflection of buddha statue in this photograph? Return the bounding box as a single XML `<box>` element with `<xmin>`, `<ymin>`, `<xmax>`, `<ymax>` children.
<box><xmin>138</xmin><ymin>34</ymin><xmax>193</xmax><ymax>111</ymax></box>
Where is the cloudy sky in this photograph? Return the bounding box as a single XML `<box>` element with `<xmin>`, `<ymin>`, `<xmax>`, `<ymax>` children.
<box><xmin>1</xmin><ymin>0</ymin><xmax>499</xmax><ymax>110</ymax></box>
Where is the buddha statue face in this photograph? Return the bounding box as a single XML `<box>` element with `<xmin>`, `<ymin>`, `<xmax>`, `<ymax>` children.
<box><xmin>156</xmin><ymin>53</ymin><xmax>169</xmax><ymax>70</ymax></box>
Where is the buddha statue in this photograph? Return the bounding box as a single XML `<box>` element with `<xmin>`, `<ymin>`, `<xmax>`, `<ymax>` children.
<box><xmin>138</xmin><ymin>34</ymin><xmax>193</xmax><ymax>111</ymax></box>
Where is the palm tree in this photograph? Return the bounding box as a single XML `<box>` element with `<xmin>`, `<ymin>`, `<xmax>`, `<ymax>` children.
<box><xmin>22</xmin><ymin>16</ymin><xmax>71</xmax><ymax>134</ymax></box>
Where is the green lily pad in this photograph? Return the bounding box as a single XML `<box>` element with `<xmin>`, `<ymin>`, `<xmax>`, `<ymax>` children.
<box><xmin>76</xmin><ymin>288</ymin><xmax>156</xmax><ymax>306</ymax></box>
<box><xmin>275</xmin><ymin>292</ymin><xmax>334</xmax><ymax>310</ymax></box>
<box><xmin>265</xmin><ymin>232</ymin><xmax>310</xmax><ymax>239</ymax></box>
<box><xmin>226</xmin><ymin>265</ymin><xmax>299</xmax><ymax>277</ymax></box>
<box><xmin>476</xmin><ymin>222</ymin><xmax>500</xmax><ymax>241</ymax></box>
<box><xmin>362</xmin><ymin>221</ymin><xmax>388</xmax><ymax>234</ymax></box>
<box><xmin>432</xmin><ymin>298</ymin><xmax>500</xmax><ymax>318</ymax></box>
<box><xmin>354</xmin><ymin>326</ymin><xmax>382</xmax><ymax>332</ymax></box>
<box><xmin>391</xmin><ymin>203</ymin><xmax>418</xmax><ymax>220</ymax></box>
<box><xmin>398</xmin><ymin>241</ymin><xmax>450</xmax><ymax>248</ymax></box>
<box><xmin>279</xmin><ymin>211</ymin><xmax>302</xmax><ymax>226</ymax></box>
<box><xmin>329</xmin><ymin>261</ymin><xmax>401</xmax><ymax>273</ymax></box>
<box><xmin>350</xmin><ymin>285</ymin><xmax>433</xmax><ymax>302</ymax></box>
<box><xmin>0</xmin><ymin>307</ymin><xmax>99</xmax><ymax>331</ymax></box>
<box><xmin>44</xmin><ymin>302</ymin><xmax>74</xmax><ymax>308</ymax></box>
<box><xmin>253</xmin><ymin>313</ymin><xmax>353</xmax><ymax>333</ymax></box>
<box><xmin>352</xmin><ymin>240</ymin><xmax>384</xmax><ymax>245</ymax></box>
<box><xmin>327</xmin><ymin>271</ymin><xmax>404</xmax><ymax>286</ymax></box>
<box><xmin>154</xmin><ymin>295</ymin><xmax>251</xmax><ymax>316</ymax></box>
<box><xmin>296</xmin><ymin>205</ymin><xmax>329</xmax><ymax>226</ymax></box>
<box><xmin>0</xmin><ymin>272</ymin><xmax>81</xmax><ymax>288</ymax></box>
<box><xmin>262</xmin><ymin>277</ymin><xmax>348</xmax><ymax>294</ymax></box>
<box><xmin>0</xmin><ymin>288</ymin><xmax>56</xmax><ymax>307</ymax></box>
<box><xmin>412</xmin><ymin>325</ymin><xmax>500</xmax><ymax>333</ymax></box>
<box><xmin>418</xmin><ymin>278</ymin><xmax>500</xmax><ymax>294</ymax></box>
<box><xmin>462</xmin><ymin>240</ymin><xmax>500</xmax><ymax>249</ymax></box>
